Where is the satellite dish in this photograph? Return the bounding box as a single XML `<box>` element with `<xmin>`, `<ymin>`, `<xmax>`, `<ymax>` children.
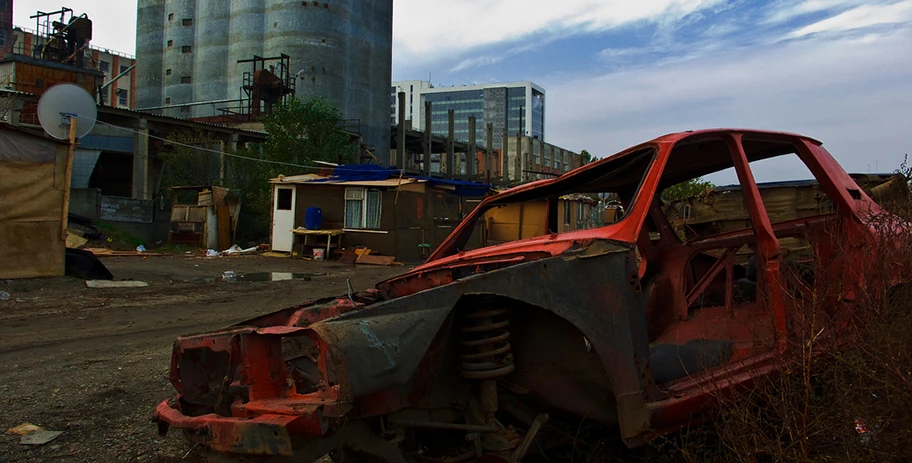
<box><xmin>37</xmin><ymin>83</ymin><xmax>97</xmax><ymax>140</ymax></box>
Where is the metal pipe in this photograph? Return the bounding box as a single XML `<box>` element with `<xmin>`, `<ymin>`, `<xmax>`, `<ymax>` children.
<box><xmin>100</xmin><ymin>64</ymin><xmax>136</xmax><ymax>91</ymax></box>
<box><xmin>136</xmin><ymin>98</ymin><xmax>245</xmax><ymax>111</ymax></box>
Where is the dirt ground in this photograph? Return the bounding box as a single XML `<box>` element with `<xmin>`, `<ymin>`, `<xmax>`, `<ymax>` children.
<box><xmin>0</xmin><ymin>254</ymin><xmax>409</xmax><ymax>462</ymax></box>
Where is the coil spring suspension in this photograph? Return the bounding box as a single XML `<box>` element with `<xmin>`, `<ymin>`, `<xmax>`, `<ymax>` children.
<box><xmin>459</xmin><ymin>305</ymin><xmax>514</xmax><ymax>380</ymax></box>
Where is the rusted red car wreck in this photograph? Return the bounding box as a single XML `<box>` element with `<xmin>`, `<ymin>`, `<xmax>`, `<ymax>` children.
<box><xmin>154</xmin><ymin>129</ymin><xmax>906</xmax><ymax>461</ymax></box>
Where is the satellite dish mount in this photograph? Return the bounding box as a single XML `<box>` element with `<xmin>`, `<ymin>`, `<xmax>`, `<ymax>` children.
<box><xmin>36</xmin><ymin>84</ymin><xmax>98</xmax><ymax>240</ymax></box>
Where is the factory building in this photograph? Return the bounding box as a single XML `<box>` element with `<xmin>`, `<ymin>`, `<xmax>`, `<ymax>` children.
<box><xmin>135</xmin><ymin>0</ymin><xmax>393</xmax><ymax>164</ymax></box>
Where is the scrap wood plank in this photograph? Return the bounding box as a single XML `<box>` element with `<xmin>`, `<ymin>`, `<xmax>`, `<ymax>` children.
<box><xmin>355</xmin><ymin>255</ymin><xmax>396</xmax><ymax>266</ymax></box>
<box><xmin>262</xmin><ymin>251</ymin><xmax>290</xmax><ymax>258</ymax></box>
<box><xmin>338</xmin><ymin>247</ymin><xmax>360</xmax><ymax>264</ymax></box>
<box><xmin>84</xmin><ymin>248</ymin><xmax>165</xmax><ymax>257</ymax></box>
<box><xmin>85</xmin><ymin>280</ymin><xmax>150</xmax><ymax>288</ymax></box>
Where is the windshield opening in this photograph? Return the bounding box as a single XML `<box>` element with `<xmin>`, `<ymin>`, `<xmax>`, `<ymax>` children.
<box><xmin>446</xmin><ymin>148</ymin><xmax>657</xmax><ymax>255</ymax></box>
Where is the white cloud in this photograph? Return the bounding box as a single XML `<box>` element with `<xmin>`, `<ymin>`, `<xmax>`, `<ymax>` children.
<box><xmin>786</xmin><ymin>1</ymin><xmax>912</xmax><ymax>38</ymax></box>
<box><xmin>764</xmin><ymin>0</ymin><xmax>868</xmax><ymax>24</ymax></box>
<box><xmin>393</xmin><ymin>0</ymin><xmax>723</xmax><ymax>58</ymax></box>
<box><xmin>544</xmin><ymin>27</ymin><xmax>912</xmax><ymax>181</ymax></box>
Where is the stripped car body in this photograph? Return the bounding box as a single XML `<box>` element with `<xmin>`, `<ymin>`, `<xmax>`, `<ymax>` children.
<box><xmin>154</xmin><ymin>129</ymin><xmax>906</xmax><ymax>461</ymax></box>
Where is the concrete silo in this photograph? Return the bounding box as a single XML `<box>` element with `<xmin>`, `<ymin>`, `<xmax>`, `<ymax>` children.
<box><xmin>135</xmin><ymin>0</ymin><xmax>165</xmax><ymax>111</ymax></box>
<box><xmin>190</xmin><ymin>0</ymin><xmax>230</xmax><ymax>118</ymax></box>
<box><xmin>135</xmin><ymin>0</ymin><xmax>394</xmax><ymax>164</ymax></box>
<box><xmin>160</xmin><ymin>0</ymin><xmax>196</xmax><ymax>118</ymax></box>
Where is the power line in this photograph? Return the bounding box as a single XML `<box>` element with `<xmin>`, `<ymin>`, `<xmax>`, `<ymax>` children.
<box><xmin>88</xmin><ymin>118</ymin><xmax>394</xmax><ymax>173</ymax></box>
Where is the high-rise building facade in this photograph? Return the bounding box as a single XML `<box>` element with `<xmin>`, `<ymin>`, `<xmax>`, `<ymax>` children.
<box><xmin>391</xmin><ymin>79</ymin><xmax>431</xmax><ymax>127</ymax></box>
<box><xmin>392</xmin><ymin>80</ymin><xmax>544</xmax><ymax>149</ymax></box>
<box><xmin>136</xmin><ymin>0</ymin><xmax>393</xmax><ymax>164</ymax></box>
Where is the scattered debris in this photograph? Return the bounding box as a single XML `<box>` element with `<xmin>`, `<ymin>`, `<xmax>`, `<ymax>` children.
<box><xmin>205</xmin><ymin>249</ymin><xmax>219</xmax><ymax>257</ymax></box>
<box><xmin>8</xmin><ymin>423</ymin><xmax>63</xmax><ymax>445</ymax></box>
<box><xmin>221</xmin><ymin>271</ymin><xmax>237</xmax><ymax>282</ymax></box>
<box><xmin>65</xmin><ymin>228</ymin><xmax>88</xmax><ymax>249</ymax></box>
<box><xmin>261</xmin><ymin>251</ymin><xmax>290</xmax><ymax>258</ymax></box>
<box><xmin>356</xmin><ymin>254</ymin><xmax>396</xmax><ymax>266</ymax></box>
<box><xmin>236</xmin><ymin>272</ymin><xmax>318</xmax><ymax>282</ymax></box>
<box><xmin>136</xmin><ymin>245</ymin><xmax>146</xmax><ymax>252</ymax></box>
<box><xmin>221</xmin><ymin>245</ymin><xmax>257</xmax><ymax>256</ymax></box>
<box><xmin>84</xmin><ymin>248</ymin><xmax>164</xmax><ymax>257</ymax></box>
<box><xmin>8</xmin><ymin>423</ymin><xmax>41</xmax><ymax>435</ymax></box>
<box><xmin>85</xmin><ymin>280</ymin><xmax>149</xmax><ymax>288</ymax></box>
<box><xmin>0</xmin><ymin>291</ymin><xmax>9</xmax><ymax>301</ymax></box>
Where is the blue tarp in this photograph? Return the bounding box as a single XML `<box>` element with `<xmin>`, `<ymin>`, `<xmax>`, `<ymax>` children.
<box><xmin>312</xmin><ymin>164</ymin><xmax>494</xmax><ymax>197</ymax></box>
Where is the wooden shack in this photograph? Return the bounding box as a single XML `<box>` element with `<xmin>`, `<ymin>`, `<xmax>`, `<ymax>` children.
<box><xmin>483</xmin><ymin>194</ymin><xmax>602</xmax><ymax>246</ymax></box>
<box><xmin>270</xmin><ymin>166</ymin><xmax>493</xmax><ymax>262</ymax></box>
<box><xmin>168</xmin><ymin>186</ymin><xmax>241</xmax><ymax>250</ymax></box>
<box><xmin>0</xmin><ymin>125</ymin><xmax>70</xmax><ymax>278</ymax></box>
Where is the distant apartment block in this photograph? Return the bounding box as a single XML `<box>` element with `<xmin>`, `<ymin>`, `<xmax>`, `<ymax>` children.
<box><xmin>392</xmin><ymin>80</ymin><xmax>545</xmax><ymax>149</ymax></box>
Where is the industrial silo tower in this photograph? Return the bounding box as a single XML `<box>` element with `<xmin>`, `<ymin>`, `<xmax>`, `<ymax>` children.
<box><xmin>135</xmin><ymin>0</ymin><xmax>393</xmax><ymax>164</ymax></box>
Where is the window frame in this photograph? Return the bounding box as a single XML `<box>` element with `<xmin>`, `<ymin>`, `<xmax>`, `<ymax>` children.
<box><xmin>344</xmin><ymin>187</ymin><xmax>382</xmax><ymax>230</ymax></box>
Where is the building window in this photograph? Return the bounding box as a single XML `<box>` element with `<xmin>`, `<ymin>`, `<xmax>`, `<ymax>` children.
<box><xmin>117</xmin><ymin>89</ymin><xmax>128</xmax><ymax>106</ymax></box>
<box><xmin>120</xmin><ymin>65</ymin><xmax>129</xmax><ymax>74</ymax></box>
<box><xmin>100</xmin><ymin>89</ymin><xmax>108</xmax><ymax>104</ymax></box>
<box><xmin>165</xmin><ymin>68</ymin><xmax>172</xmax><ymax>75</ymax></box>
<box><xmin>0</xmin><ymin>1</ymin><xmax>8</xmax><ymax>12</ymax></box>
<box><xmin>181</xmin><ymin>76</ymin><xmax>191</xmax><ymax>84</ymax></box>
<box><xmin>165</xmin><ymin>97</ymin><xmax>171</xmax><ymax>104</ymax></box>
<box><xmin>181</xmin><ymin>45</ymin><xmax>191</xmax><ymax>53</ymax></box>
<box><xmin>168</xmin><ymin>13</ymin><xmax>174</xmax><ymax>21</ymax></box>
<box><xmin>182</xmin><ymin>18</ymin><xmax>193</xmax><ymax>26</ymax></box>
<box><xmin>0</xmin><ymin>29</ymin><xmax>6</xmax><ymax>47</ymax></box>
<box><xmin>99</xmin><ymin>61</ymin><xmax>109</xmax><ymax>73</ymax></box>
<box><xmin>167</xmin><ymin>39</ymin><xmax>173</xmax><ymax>48</ymax></box>
<box><xmin>563</xmin><ymin>200</ymin><xmax>570</xmax><ymax>226</ymax></box>
<box><xmin>344</xmin><ymin>188</ymin><xmax>381</xmax><ymax>229</ymax></box>
<box><xmin>180</xmin><ymin>106</ymin><xmax>190</xmax><ymax>113</ymax></box>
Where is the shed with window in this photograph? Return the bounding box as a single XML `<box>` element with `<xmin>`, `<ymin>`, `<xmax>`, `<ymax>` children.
<box><xmin>269</xmin><ymin>168</ymin><xmax>493</xmax><ymax>262</ymax></box>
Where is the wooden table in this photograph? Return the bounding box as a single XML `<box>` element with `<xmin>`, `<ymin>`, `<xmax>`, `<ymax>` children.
<box><xmin>291</xmin><ymin>228</ymin><xmax>344</xmax><ymax>258</ymax></box>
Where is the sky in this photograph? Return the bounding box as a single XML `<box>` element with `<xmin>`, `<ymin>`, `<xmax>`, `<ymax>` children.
<box><xmin>15</xmin><ymin>0</ymin><xmax>912</xmax><ymax>182</ymax></box>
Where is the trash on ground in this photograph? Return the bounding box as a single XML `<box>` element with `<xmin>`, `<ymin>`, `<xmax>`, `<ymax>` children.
<box><xmin>8</xmin><ymin>423</ymin><xmax>63</xmax><ymax>446</ymax></box>
<box><xmin>221</xmin><ymin>271</ymin><xmax>237</xmax><ymax>282</ymax></box>
<box><xmin>85</xmin><ymin>280</ymin><xmax>149</xmax><ymax>288</ymax></box>
<box><xmin>206</xmin><ymin>249</ymin><xmax>219</xmax><ymax>257</ymax></box>
<box><xmin>136</xmin><ymin>245</ymin><xmax>146</xmax><ymax>252</ymax></box>
<box><xmin>0</xmin><ymin>291</ymin><xmax>9</xmax><ymax>301</ymax></box>
<box><xmin>84</xmin><ymin>248</ymin><xmax>164</xmax><ymax>257</ymax></box>
<box><xmin>8</xmin><ymin>423</ymin><xmax>41</xmax><ymax>435</ymax></box>
<box><xmin>236</xmin><ymin>272</ymin><xmax>319</xmax><ymax>282</ymax></box>
<box><xmin>221</xmin><ymin>245</ymin><xmax>257</xmax><ymax>256</ymax></box>
<box><xmin>20</xmin><ymin>429</ymin><xmax>63</xmax><ymax>445</ymax></box>
<box><xmin>65</xmin><ymin>228</ymin><xmax>88</xmax><ymax>249</ymax></box>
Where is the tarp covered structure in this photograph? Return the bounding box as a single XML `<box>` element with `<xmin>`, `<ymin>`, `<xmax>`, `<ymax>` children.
<box><xmin>0</xmin><ymin>125</ymin><xmax>69</xmax><ymax>279</ymax></box>
<box><xmin>316</xmin><ymin>164</ymin><xmax>494</xmax><ymax>197</ymax></box>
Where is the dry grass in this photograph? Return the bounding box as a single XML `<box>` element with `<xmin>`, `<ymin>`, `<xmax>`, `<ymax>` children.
<box><xmin>651</xmin><ymin>162</ymin><xmax>912</xmax><ymax>463</ymax></box>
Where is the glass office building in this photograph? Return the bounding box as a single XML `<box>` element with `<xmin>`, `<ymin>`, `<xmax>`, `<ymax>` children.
<box><xmin>392</xmin><ymin>81</ymin><xmax>545</xmax><ymax>150</ymax></box>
